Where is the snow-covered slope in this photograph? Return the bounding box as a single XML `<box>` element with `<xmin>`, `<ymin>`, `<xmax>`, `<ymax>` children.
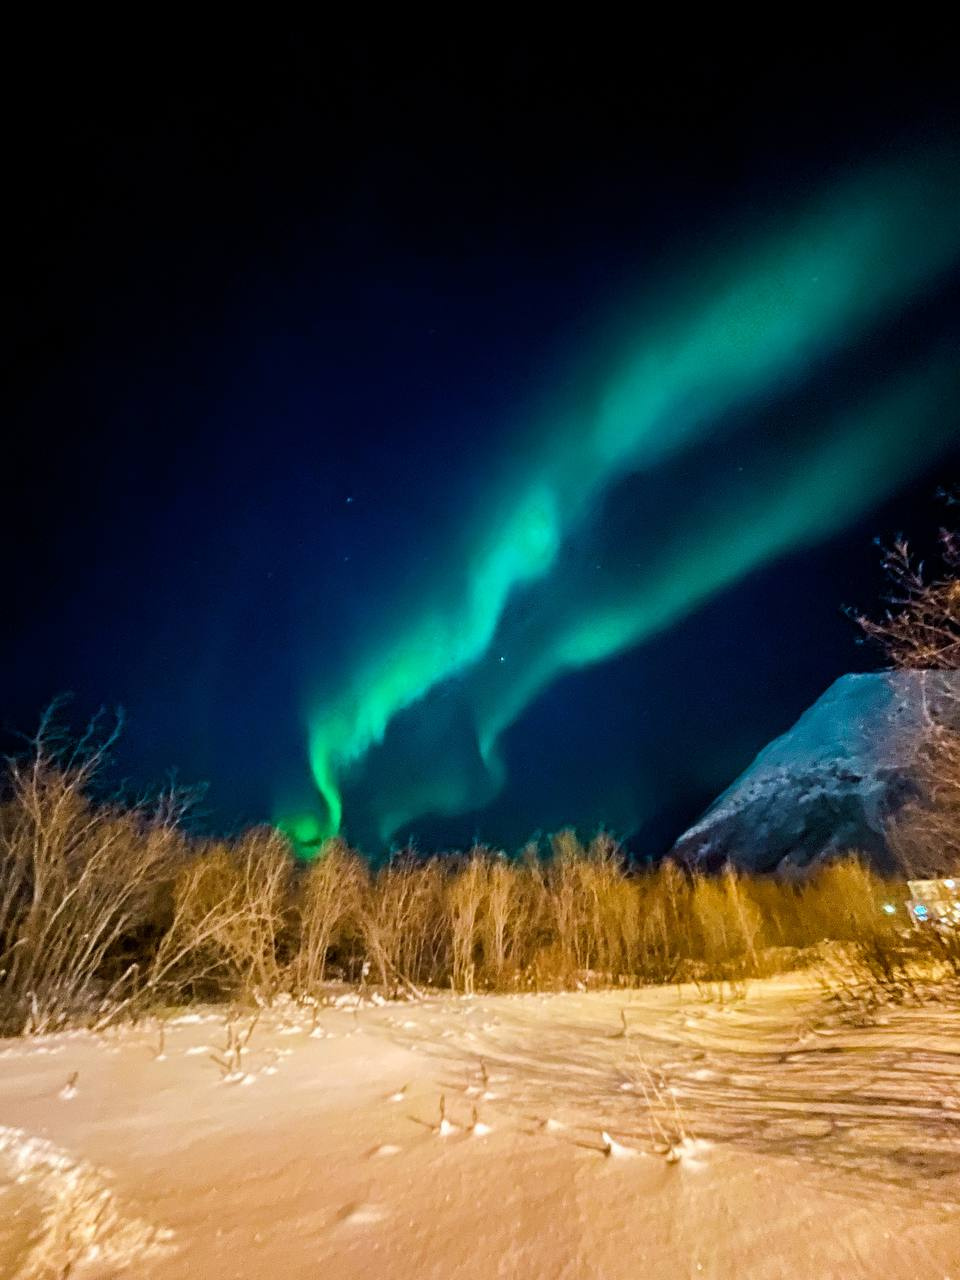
<box><xmin>671</xmin><ymin>670</ymin><xmax>960</xmax><ymax>873</ymax></box>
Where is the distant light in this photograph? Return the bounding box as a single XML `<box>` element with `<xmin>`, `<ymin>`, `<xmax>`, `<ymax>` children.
<box><xmin>945</xmin><ymin>878</ymin><xmax>956</xmax><ymax>890</ymax></box>
<box><xmin>914</xmin><ymin>903</ymin><xmax>929</xmax><ymax>920</ymax></box>
<box><xmin>882</xmin><ymin>903</ymin><xmax>896</xmax><ymax>915</ymax></box>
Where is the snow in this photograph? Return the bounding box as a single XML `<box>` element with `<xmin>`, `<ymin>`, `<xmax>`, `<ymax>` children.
<box><xmin>1</xmin><ymin>977</ymin><xmax>958</xmax><ymax>1277</ymax></box>
<box><xmin>600</xmin><ymin>1130</ymin><xmax>638</xmax><ymax>1159</ymax></box>
<box><xmin>0</xmin><ymin>1124</ymin><xmax>174</xmax><ymax>1276</ymax></box>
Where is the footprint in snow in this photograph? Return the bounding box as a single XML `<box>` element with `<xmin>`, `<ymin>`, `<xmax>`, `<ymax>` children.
<box><xmin>337</xmin><ymin>1202</ymin><xmax>387</xmax><ymax>1226</ymax></box>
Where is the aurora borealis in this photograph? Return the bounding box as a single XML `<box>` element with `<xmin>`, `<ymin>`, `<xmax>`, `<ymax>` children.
<box><xmin>295</xmin><ymin>151</ymin><xmax>960</xmax><ymax>849</ymax></box>
<box><xmin>7</xmin><ymin>34</ymin><xmax>960</xmax><ymax>859</ymax></box>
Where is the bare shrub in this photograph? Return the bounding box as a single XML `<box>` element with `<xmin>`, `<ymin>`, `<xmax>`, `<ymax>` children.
<box><xmin>7</xmin><ymin>701</ymin><xmax>948</xmax><ymax>1027</ymax></box>
<box><xmin>446</xmin><ymin>849</ymin><xmax>489</xmax><ymax>994</ymax></box>
<box><xmin>797</xmin><ymin>861</ymin><xmax>949</xmax><ymax>1014</ymax></box>
<box><xmin>577</xmin><ymin>833</ymin><xmax>635</xmax><ymax>983</ymax></box>
<box><xmin>543</xmin><ymin>830</ymin><xmax>584</xmax><ymax>983</ymax></box>
<box><xmin>801</xmin><ymin>859</ymin><xmax>893</xmax><ymax>941</ymax></box>
<box><xmin>634</xmin><ymin>860</ymin><xmax>691</xmax><ymax>983</ymax></box>
<box><xmin>544</xmin><ymin>830</ymin><xmax>635</xmax><ymax>984</ymax></box>
<box><xmin>148</xmin><ymin>828</ymin><xmax>291</xmax><ymax>1006</ymax></box>
<box><xmin>0</xmin><ymin>711</ymin><xmax>184</xmax><ymax>1035</ymax></box>
<box><xmin>478</xmin><ymin>855</ymin><xmax>523</xmax><ymax>987</ymax></box>
<box><xmin>294</xmin><ymin>836</ymin><xmax>367</xmax><ymax>995</ymax></box>
<box><xmin>360</xmin><ymin>853</ymin><xmax>445</xmax><ymax>992</ymax></box>
<box><xmin>689</xmin><ymin>866</ymin><xmax>762</xmax><ymax>984</ymax></box>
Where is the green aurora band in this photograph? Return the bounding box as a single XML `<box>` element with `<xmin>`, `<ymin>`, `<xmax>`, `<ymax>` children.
<box><xmin>290</xmin><ymin>150</ymin><xmax>960</xmax><ymax>850</ymax></box>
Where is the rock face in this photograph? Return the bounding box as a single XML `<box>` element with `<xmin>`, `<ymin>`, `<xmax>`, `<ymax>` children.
<box><xmin>670</xmin><ymin>671</ymin><xmax>960</xmax><ymax>874</ymax></box>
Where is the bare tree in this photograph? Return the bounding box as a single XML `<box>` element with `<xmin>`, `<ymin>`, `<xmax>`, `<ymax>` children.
<box><xmin>854</xmin><ymin>525</ymin><xmax>960</xmax><ymax>668</ymax></box>
<box><xmin>855</xmin><ymin>499</ymin><xmax>960</xmax><ymax>876</ymax></box>
<box><xmin>885</xmin><ymin>689</ymin><xmax>960</xmax><ymax>876</ymax></box>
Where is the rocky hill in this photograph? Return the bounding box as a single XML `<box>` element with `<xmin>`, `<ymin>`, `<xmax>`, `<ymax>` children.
<box><xmin>670</xmin><ymin>670</ymin><xmax>960</xmax><ymax>873</ymax></box>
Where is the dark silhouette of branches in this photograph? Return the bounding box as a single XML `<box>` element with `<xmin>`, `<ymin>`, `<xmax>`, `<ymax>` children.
<box><xmin>854</xmin><ymin>490</ymin><xmax>960</xmax><ymax>876</ymax></box>
<box><xmin>854</xmin><ymin>527</ymin><xmax>960</xmax><ymax>669</ymax></box>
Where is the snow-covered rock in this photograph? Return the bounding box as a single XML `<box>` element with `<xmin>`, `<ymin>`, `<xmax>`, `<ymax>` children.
<box><xmin>670</xmin><ymin>671</ymin><xmax>960</xmax><ymax>873</ymax></box>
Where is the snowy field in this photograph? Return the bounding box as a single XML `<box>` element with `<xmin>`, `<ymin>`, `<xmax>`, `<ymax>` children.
<box><xmin>1</xmin><ymin>975</ymin><xmax>959</xmax><ymax>1278</ymax></box>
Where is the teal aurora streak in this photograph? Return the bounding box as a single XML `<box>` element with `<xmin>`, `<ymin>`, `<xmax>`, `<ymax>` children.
<box><xmin>286</xmin><ymin>150</ymin><xmax>960</xmax><ymax>851</ymax></box>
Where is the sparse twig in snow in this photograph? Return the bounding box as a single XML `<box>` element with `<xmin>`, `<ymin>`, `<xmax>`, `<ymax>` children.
<box><xmin>470</xmin><ymin>1105</ymin><xmax>491</xmax><ymax>1136</ymax></box>
<box><xmin>600</xmin><ymin>1130</ymin><xmax>635</xmax><ymax>1158</ymax></box>
<box><xmin>631</xmin><ymin>1058</ymin><xmax>700</xmax><ymax>1163</ymax></box>
<box><xmin>436</xmin><ymin>1094</ymin><xmax>457</xmax><ymax>1137</ymax></box>
<box><xmin>210</xmin><ymin>1009</ymin><xmax>260</xmax><ymax>1083</ymax></box>
<box><xmin>151</xmin><ymin>1020</ymin><xmax>167</xmax><ymax>1061</ymax></box>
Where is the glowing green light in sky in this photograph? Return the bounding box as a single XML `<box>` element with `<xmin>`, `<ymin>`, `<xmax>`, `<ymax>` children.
<box><xmin>294</xmin><ymin>148</ymin><xmax>960</xmax><ymax>848</ymax></box>
<box><xmin>474</xmin><ymin>351</ymin><xmax>960</xmax><ymax>775</ymax></box>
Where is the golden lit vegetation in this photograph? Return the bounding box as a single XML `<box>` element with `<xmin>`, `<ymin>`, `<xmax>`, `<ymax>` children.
<box><xmin>3</xmin><ymin>714</ymin><xmax>957</xmax><ymax>1036</ymax></box>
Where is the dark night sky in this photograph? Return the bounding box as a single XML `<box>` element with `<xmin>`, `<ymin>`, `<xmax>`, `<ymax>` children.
<box><xmin>5</xmin><ymin>26</ymin><xmax>960</xmax><ymax>856</ymax></box>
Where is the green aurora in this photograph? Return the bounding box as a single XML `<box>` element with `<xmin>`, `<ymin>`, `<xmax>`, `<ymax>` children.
<box><xmin>286</xmin><ymin>150</ymin><xmax>960</xmax><ymax>851</ymax></box>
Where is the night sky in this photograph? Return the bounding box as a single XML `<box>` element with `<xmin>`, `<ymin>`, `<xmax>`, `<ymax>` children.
<box><xmin>6</xmin><ymin>28</ymin><xmax>960</xmax><ymax>857</ymax></box>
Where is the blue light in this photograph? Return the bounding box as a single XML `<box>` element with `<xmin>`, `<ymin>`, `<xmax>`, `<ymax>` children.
<box><xmin>914</xmin><ymin>903</ymin><xmax>929</xmax><ymax>920</ymax></box>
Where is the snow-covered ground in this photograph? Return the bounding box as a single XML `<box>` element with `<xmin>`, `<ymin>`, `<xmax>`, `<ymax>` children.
<box><xmin>1</xmin><ymin>975</ymin><xmax>959</xmax><ymax>1278</ymax></box>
